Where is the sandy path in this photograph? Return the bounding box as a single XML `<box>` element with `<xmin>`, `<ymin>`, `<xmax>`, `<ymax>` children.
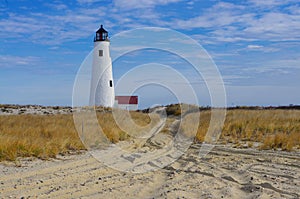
<box><xmin>1</xmin><ymin>144</ymin><xmax>299</xmax><ymax>199</ymax></box>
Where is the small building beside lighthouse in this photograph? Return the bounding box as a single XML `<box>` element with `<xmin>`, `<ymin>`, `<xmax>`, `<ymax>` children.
<box><xmin>89</xmin><ymin>25</ymin><xmax>115</xmax><ymax>107</ymax></box>
<box><xmin>115</xmin><ymin>96</ymin><xmax>138</xmax><ymax>110</ymax></box>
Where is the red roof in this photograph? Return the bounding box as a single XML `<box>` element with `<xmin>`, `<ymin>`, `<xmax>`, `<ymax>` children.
<box><xmin>115</xmin><ymin>96</ymin><xmax>138</xmax><ymax>105</ymax></box>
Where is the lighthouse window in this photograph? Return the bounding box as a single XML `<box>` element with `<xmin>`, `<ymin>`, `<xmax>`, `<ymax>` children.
<box><xmin>99</xmin><ymin>50</ymin><xmax>103</xmax><ymax>56</ymax></box>
<box><xmin>109</xmin><ymin>80</ymin><xmax>113</xmax><ymax>87</ymax></box>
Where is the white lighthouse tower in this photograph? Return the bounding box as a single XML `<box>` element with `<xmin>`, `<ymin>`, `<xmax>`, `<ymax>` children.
<box><xmin>89</xmin><ymin>25</ymin><xmax>115</xmax><ymax>107</ymax></box>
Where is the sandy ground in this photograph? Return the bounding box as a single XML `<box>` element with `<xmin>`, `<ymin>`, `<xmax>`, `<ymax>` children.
<box><xmin>1</xmin><ymin>106</ymin><xmax>299</xmax><ymax>198</ymax></box>
<box><xmin>0</xmin><ymin>105</ymin><xmax>73</xmax><ymax>115</ymax></box>
<box><xmin>0</xmin><ymin>144</ymin><xmax>299</xmax><ymax>199</ymax></box>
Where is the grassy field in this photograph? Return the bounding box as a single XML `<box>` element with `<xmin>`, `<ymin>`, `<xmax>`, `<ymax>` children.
<box><xmin>0</xmin><ymin>110</ymin><xmax>152</xmax><ymax>161</ymax></box>
<box><xmin>196</xmin><ymin>109</ymin><xmax>300</xmax><ymax>151</ymax></box>
<box><xmin>0</xmin><ymin>105</ymin><xmax>299</xmax><ymax>161</ymax></box>
<box><xmin>0</xmin><ymin>114</ymin><xmax>82</xmax><ymax>161</ymax></box>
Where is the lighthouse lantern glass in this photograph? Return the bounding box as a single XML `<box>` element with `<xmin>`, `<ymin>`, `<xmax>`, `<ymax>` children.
<box><xmin>94</xmin><ymin>25</ymin><xmax>109</xmax><ymax>42</ymax></box>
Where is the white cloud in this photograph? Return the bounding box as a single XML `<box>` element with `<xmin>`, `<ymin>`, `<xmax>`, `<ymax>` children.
<box><xmin>238</xmin><ymin>56</ymin><xmax>300</xmax><ymax>75</ymax></box>
<box><xmin>245</xmin><ymin>45</ymin><xmax>279</xmax><ymax>52</ymax></box>
<box><xmin>77</xmin><ymin>0</ymin><xmax>103</xmax><ymax>4</ymax></box>
<box><xmin>113</xmin><ymin>0</ymin><xmax>182</xmax><ymax>10</ymax></box>
<box><xmin>0</xmin><ymin>55</ymin><xmax>40</xmax><ymax>68</ymax></box>
<box><xmin>174</xmin><ymin>15</ymin><xmax>218</xmax><ymax>29</ymax></box>
<box><xmin>0</xmin><ymin>6</ymin><xmax>109</xmax><ymax>45</ymax></box>
<box><xmin>172</xmin><ymin>2</ymin><xmax>246</xmax><ymax>29</ymax></box>
<box><xmin>286</xmin><ymin>5</ymin><xmax>300</xmax><ymax>14</ymax></box>
<box><xmin>247</xmin><ymin>44</ymin><xmax>263</xmax><ymax>49</ymax></box>
<box><xmin>45</xmin><ymin>2</ymin><xmax>68</xmax><ymax>10</ymax></box>
<box><xmin>165</xmin><ymin>1</ymin><xmax>300</xmax><ymax>43</ymax></box>
<box><xmin>182</xmin><ymin>9</ymin><xmax>300</xmax><ymax>43</ymax></box>
<box><xmin>269</xmin><ymin>58</ymin><xmax>300</xmax><ymax>69</ymax></box>
<box><xmin>245</xmin><ymin>44</ymin><xmax>278</xmax><ymax>52</ymax></box>
<box><xmin>1</xmin><ymin>0</ymin><xmax>299</xmax><ymax>46</ymax></box>
<box><xmin>243</xmin><ymin>12</ymin><xmax>300</xmax><ymax>40</ymax></box>
<box><xmin>187</xmin><ymin>1</ymin><xmax>194</xmax><ymax>6</ymax></box>
<box><xmin>248</xmin><ymin>0</ymin><xmax>294</xmax><ymax>7</ymax></box>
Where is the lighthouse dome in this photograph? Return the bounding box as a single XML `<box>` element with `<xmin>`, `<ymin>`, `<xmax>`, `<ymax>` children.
<box><xmin>94</xmin><ymin>25</ymin><xmax>109</xmax><ymax>42</ymax></box>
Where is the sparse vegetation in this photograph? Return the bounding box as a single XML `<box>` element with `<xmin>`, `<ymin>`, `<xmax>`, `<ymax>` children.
<box><xmin>221</xmin><ymin>109</ymin><xmax>300</xmax><ymax>151</ymax></box>
<box><xmin>163</xmin><ymin>104</ymin><xmax>300</xmax><ymax>151</ymax></box>
<box><xmin>0</xmin><ymin>109</ymin><xmax>153</xmax><ymax>161</ymax></box>
<box><xmin>196</xmin><ymin>109</ymin><xmax>300</xmax><ymax>151</ymax></box>
<box><xmin>0</xmin><ymin>114</ymin><xmax>83</xmax><ymax>161</ymax></box>
<box><xmin>166</xmin><ymin>104</ymin><xmax>182</xmax><ymax>116</ymax></box>
<box><xmin>0</xmin><ymin>104</ymin><xmax>299</xmax><ymax>162</ymax></box>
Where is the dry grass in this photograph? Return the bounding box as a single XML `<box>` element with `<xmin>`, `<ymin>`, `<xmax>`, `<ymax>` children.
<box><xmin>1</xmin><ymin>105</ymin><xmax>299</xmax><ymax>161</ymax></box>
<box><xmin>95</xmin><ymin>109</ymin><xmax>154</xmax><ymax>143</ymax></box>
<box><xmin>166</xmin><ymin>104</ymin><xmax>300</xmax><ymax>151</ymax></box>
<box><xmin>0</xmin><ymin>114</ymin><xmax>84</xmax><ymax>161</ymax></box>
<box><xmin>0</xmin><ymin>109</ymin><xmax>153</xmax><ymax>161</ymax></box>
<box><xmin>195</xmin><ymin>109</ymin><xmax>300</xmax><ymax>151</ymax></box>
<box><xmin>166</xmin><ymin>104</ymin><xmax>182</xmax><ymax>116</ymax></box>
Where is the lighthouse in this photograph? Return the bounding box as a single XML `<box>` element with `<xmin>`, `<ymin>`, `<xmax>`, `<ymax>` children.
<box><xmin>89</xmin><ymin>25</ymin><xmax>115</xmax><ymax>107</ymax></box>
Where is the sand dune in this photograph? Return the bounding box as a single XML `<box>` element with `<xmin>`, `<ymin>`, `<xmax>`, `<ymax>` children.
<box><xmin>1</xmin><ymin>144</ymin><xmax>299</xmax><ymax>199</ymax></box>
<box><xmin>1</xmin><ymin>105</ymin><xmax>299</xmax><ymax>198</ymax></box>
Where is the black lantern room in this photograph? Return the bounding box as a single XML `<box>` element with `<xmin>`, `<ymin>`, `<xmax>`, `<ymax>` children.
<box><xmin>94</xmin><ymin>25</ymin><xmax>109</xmax><ymax>42</ymax></box>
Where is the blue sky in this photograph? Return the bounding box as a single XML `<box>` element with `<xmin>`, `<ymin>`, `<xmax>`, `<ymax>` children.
<box><xmin>1</xmin><ymin>0</ymin><xmax>300</xmax><ymax>108</ymax></box>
